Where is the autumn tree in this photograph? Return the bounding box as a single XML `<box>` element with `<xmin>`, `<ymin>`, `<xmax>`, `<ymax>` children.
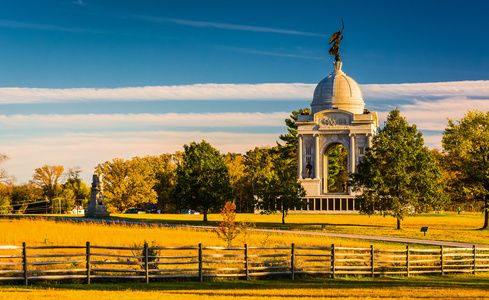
<box><xmin>32</xmin><ymin>165</ymin><xmax>65</xmax><ymax>212</ymax></box>
<box><xmin>442</xmin><ymin>110</ymin><xmax>489</xmax><ymax>228</ymax></box>
<box><xmin>350</xmin><ymin>109</ymin><xmax>447</xmax><ymax>229</ymax></box>
<box><xmin>174</xmin><ymin>140</ymin><xmax>234</xmax><ymax>222</ymax></box>
<box><xmin>0</xmin><ymin>154</ymin><xmax>12</xmax><ymax>213</ymax></box>
<box><xmin>224</xmin><ymin>153</ymin><xmax>252</xmax><ymax>213</ymax></box>
<box><xmin>96</xmin><ymin>157</ymin><xmax>157</xmax><ymax>213</ymax></box>
<box><xmin>214</xmin><ymin>202</ymin><xmax>240</xmax><ymax>247</ymax></box>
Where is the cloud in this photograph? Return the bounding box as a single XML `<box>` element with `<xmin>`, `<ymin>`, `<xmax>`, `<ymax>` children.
<box><xmin>0</xmin><ymin>83</ymin><xmax>315</xmax><ymax>104</ymax></box>
<box><xmin>362</xmin><ymin>80</ymin><xmax>489</xmax><ymax>100</ymax></box>
<box><xmin>2</xmin><ymin>131</ymin><xmax>280</xmax><ymax>184</ymax></box>
<box><xmin>220</xmin><ymin>46</ymin><xmax>324</xmax><ymax>60</ymax></box>
<box><xmin>0</xmin><ymin>112</ymin><xmax>289</xmax><ymax>129</ymax></box>
<box><xmin>0</xmin><ymin>19</ymin><xmax>107</xmax><ymax>34</ymax></box>
<box><xmin>133</xmin><ymin>15</ymin><xmax>327</xmax><ymax>37</ymax></box>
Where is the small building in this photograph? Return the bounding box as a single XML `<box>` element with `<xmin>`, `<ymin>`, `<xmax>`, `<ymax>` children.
<box><xmin>295</xmin><ymin>61</ymin><xmax>378</xmax><ymax>213</ymax></box>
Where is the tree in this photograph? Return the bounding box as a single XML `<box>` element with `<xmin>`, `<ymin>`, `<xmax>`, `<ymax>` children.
<box><xmin>350</xmin><ymin>108</ymin><xmax>446</xmax><ymax>229</ymax></box>
<box><xmin>144</xmin><ymin>154</ymin><xmax>179</xmax><ymax>213</ymax></box>
<box><xmin>255</xmin><ymin>149</ymin><xmax>306</xmax><ymax>224</ymax></box>
<box><xmin>224</xmin><ymin>153</ymin><xmax>252</xmax><ymax>213</ymax></box>
<box><xmin>442</xmin><ymin>110</ymin><xmax>489</xmax><ymax>228</ymax></box>
<box><xmin>214</xmin><ymin>202</ymin><xmax>240</xmax><ymax>247</ymax></box>
<box><xmin>0</xmin><ymin>154</ymin><xmax>12</xmax><ymax>214</ymax></box>
<box><xmin>327</xmin><ymin>144</ymin><xmax>348</xmax><ymax>193</ymax></box>
<box><xmin>64</xmin><ymin>166</ymin><xmax>90</xmax><ymax>207</ymax></box>
<box><xmin>0</xmin><ymin>153</ymin><xmax>14</xmax><ymax>184</ymax></box>
<box><xmin>32</xmin><ymin>165</ymin><xmax>65</xmax><ymax>212</ymax></box>
<box><xmin>277</xmin><ymin>108</ymin><xmax>311</xmax><ymax>160</ymax></box>
<box><xmin>96</xmin><ymin>157</ymin><xmax>157</xmax><ymax>213</ymax></box>
<box><xmin>174</xmin><ymin>140</ymin><xmax>234</xmax><ymax>222</ymax></box>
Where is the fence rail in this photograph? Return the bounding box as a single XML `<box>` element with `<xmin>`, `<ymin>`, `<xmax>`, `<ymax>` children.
<box><xmin>0</xmin><ymin>242</ymin><xmax>488</xmax><ymax>285</ymax></box>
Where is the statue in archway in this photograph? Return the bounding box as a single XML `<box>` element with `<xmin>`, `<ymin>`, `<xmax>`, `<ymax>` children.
<box><xmin>306</xmin><ymin>162</ymin><xmax>313</xmax><ymax>178</ymax></box>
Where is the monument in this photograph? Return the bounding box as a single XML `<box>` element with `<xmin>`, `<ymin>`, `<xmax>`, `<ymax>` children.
<box><xmin>295</xmin><ymin>23</ymin><xmax>379</xmax><ymax>213</ymax></box>
<box><xmin>85</xmin><ymin>173</ymin><xmax>110</xmax><ymax>217</ymax></box>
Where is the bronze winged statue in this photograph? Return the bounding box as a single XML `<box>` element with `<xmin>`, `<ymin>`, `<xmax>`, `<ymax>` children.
<box><xmin>329</xmin><ymin>20</ymin><xmax>344</xmax><ymax>62</ymax></box>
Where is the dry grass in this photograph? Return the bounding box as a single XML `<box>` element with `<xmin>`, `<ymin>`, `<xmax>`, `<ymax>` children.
<box><xmin>0</xmin><ymin>217</ymin><xmax>404</xmax><ymax>249</ymax></box>
<box><xmin>114</xmin><ymin>212</ymin><xmax>489</xmax><ymax>245</ymax></box>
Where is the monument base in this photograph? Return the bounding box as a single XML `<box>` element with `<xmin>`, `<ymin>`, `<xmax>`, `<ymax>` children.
<box><xmin>85</xmin><ymin>205</ymin><xmax>110</xmax><ymax>217</ymax></box>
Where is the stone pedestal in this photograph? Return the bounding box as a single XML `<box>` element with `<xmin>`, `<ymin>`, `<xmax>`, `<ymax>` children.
<box><xmin>85</xmin><ymin>174</ymin><xmax>110</xmax><ymax>217</ymax></box>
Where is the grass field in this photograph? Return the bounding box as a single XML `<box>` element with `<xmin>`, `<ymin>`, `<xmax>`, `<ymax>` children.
<box><xmin>108</xmin><ymin>212</ymin><xmax>489</xmax><ymax>246</ymax></box>
<box><xmin>0</xmin><ymin>217</ymin><xmax>409</xmax><ymax>249</ymax></box>
<box><xmin>1</xmin><ymin>214</ymin><xmax>489</xmax><ymax>299</ymax></box>
<box><xmin>1</xmin><ymin>276</ymin><xmax>488</xmax><ymax>299</ymax></box>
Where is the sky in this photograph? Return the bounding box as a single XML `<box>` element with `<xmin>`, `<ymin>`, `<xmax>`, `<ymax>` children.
<box><xmin>1</xmin><ymin>0</ymin><xmax>489</xmax><ymax>184</ymax></box>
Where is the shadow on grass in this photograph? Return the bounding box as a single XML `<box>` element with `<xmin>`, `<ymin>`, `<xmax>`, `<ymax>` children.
<box><xmin>5</xmin><ymin>276</ymin><xmax>489</xmax><ymax>293</ymax></box>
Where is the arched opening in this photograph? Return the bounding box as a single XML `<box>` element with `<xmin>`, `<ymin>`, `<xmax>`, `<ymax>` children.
<box><xmin>324</xmin><ymin>144</ymin><xmax>348</xmax><ymax>193</ymax></box>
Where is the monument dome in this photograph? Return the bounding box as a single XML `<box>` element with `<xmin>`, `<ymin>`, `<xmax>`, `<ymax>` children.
<box><xmin>310</xmin><ymin>61</ymin><xmax>365</xmax><ymax>115</ymax></box>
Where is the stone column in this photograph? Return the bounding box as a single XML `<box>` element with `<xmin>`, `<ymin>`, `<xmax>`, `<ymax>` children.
<box><xmin>298</xmin><ymin>134</ymin><xmax>303</xmax><ymax>179</ymax></box>
<box><xmin>314</xmin><ymin>134</ymin><xmax>320</xmax><ymax>179</ymax></box>
<box><xmin>349</xmin><ymin>133</ymin><xmax>356</xmax><ymax>173</ymax></box>
<box><xmin>367</xmin><ymin>133</ymin><xmax>373</xmax><ymax>149</ymax></box>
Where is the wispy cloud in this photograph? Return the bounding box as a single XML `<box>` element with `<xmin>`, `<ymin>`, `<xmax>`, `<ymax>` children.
<box><xmin>133</xmin><ymin>15</ymin><xmax>327</xmax><ymax>37</ymax></box>
<box><xmin>220</xmin><ymin>46</ymin><xmax>324</xmax><ymax>60</ymax></box>
<box><xmin>362</xmin><ymin>80</ymin><xmax>489</xmax><ymax>100</ymax></box>
<box><xmin>0</xmin><ymin>83</ymin><xmax>315</xmax><ymax>104</ymax></box>
<box><xmin>0</xmin><ymin>112</ymin><xmax>289</xmax><ymax>129</ymax></box>
<box><xmin>0</xmin><ymin>19</ymin><xmax>108</xmax><ymax>34</ymax></box>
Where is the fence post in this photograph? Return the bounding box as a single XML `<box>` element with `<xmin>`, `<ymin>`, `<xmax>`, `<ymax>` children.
<box><xmin>244</xmin><ymin>244</ymin><xmax>249</xmax><ymax>281</ymax></box>
<box><xmin>291</xmin><ymin>243</ymin><xmax>295</xmax><ymax>280</ymax></box>
<box><xmin>144</xmin><ymin>242</ymin><xmax>149</xmax><ymax>284</ymax></box>
<box><xmin>86</xmin><ymin>241</ymin><xmax>91</xmax><ymax>285</ymax></box>
<box><xmin>440</xmin><ymin>246</ymin><xmax>444</xmax><ymax>276</ymax></box>
<box><xmin>22</xmin><ymin>242</ymin><xmax>28</xmax><ymax>286</ymax></box>
<box><xmin>406</xmin><ymin>245</ymin><xmax>410</xmax><ymax>277</ymax></box>
<box><xmin>473</xmin><ymin>245</ymin><xmax>477</xmax><ymax>275</ymax></box>
<box><xmin>198</xmin><ymin>243</ymin><xmax>203</xmax><ymax>282</ymax></box>
<box><xmin>331</xmin><ymin>244</ymin><xmax>335</xmax><ymax>279</ymax></box>
<box><xmin>371</xmin><ymin>245</ymin><xmax>375</xmax><ymax>278</ymax></box>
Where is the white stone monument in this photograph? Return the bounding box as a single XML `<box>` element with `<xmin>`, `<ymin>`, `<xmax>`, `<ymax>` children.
<box><xmin>85</xmin><ymin>174</ymin><xmax>110</xmax><ymax>217</ymax></box>
<box><xmin>296</xmin><ymin>61</ymin><xmax>379</xmax><ymax>213</ymax></box>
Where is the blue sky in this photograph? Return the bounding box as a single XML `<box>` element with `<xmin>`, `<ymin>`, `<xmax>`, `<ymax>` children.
<box><xmin>1</xmin><ymin>0</ymin><xmax>489</xmax><ymax>184</ymax></box>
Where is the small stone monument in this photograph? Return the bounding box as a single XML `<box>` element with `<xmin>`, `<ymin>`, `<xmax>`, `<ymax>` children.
<box><xmin>85</xmin><ymin>174</ymin><xmax>110</xmax><ymax>217</ymax></box>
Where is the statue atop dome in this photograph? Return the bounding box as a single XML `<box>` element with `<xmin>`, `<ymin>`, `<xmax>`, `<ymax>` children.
<box><xmin>328</xmin><ymin>20</ymin><xmax>344</xmax><ymax>62</ymax></box>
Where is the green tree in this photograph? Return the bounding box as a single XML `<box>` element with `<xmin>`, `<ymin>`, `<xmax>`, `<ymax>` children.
<box><xmin>351</xmin><ymin>108</ymin><xmax>446</xmax><ymax>229</ymax></box>
<box><xmin>64</xmin><ymin>166</ymin><xmax>90</xmax><ymax>207</ymax></box>
<box><xmin>32</xmin><ymin>165</ymin><xmax>65</xmax><ymax>212</ymax></box>
<box><xmin>255</xmin><ymin>149</ymin><xmax>306</xmax><ymax>224</ymax></box>
<box><xmin>442</xmin><ymin>110</ymin><xmax>489</xmax><ymax>228</ymax></box>
<box><xmin>327</xmin><ymin>144</ymin><xmax>348</xmax><ymax>193</ymax></box>
<box><xmin>96</xmin><ymin>157</ymin><xmax>157</xmax><ymax>213</ymax></box>
<box><xmin>174</xmin><ymin>140</ymin><xmax>234</xmax><ymax>222</ymax></box>
<box><xmin>277</xmin><ymin>108</ymin><xmax>311</xmax><ymax>160</ymax></box>
<box><xmin>144</xmin><ymin>154</ymin><xmax>179</xmax><ymax>213</ymax></box>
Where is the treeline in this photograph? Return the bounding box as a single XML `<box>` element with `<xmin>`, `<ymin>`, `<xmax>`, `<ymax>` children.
<box><xmin>1</xmin><ymin>108</ymin><xmax>489</xmax><ymax>227</ymax></box>
<box><xmin>0</xmin><ymin>110</ymin><xmax>305</xmax><ymax>221</ymax></box>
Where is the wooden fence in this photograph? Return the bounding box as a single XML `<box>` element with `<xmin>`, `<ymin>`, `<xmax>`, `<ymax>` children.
<box><xmin>1</xmin><ymin>243</ymin><xmax>488</xmax><ymax>285</ymax></box>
